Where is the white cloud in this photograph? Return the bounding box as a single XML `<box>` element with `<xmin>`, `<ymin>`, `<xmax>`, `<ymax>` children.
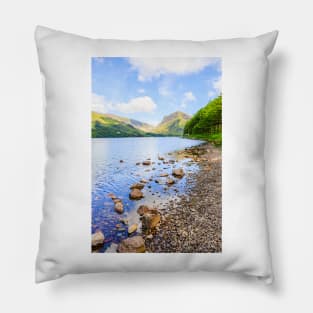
<box><xmin>92</xmin><ymin>94</ymin><xmax>156</xmax><ymax>114</ymax></box>
<box><xmin>181</xmin><ymin>91</ymin><xmax>196</xmax><ymax>108</ymax></box>
<box><xmin>128</xmin><ymin>57</ymin><xmax>218</xmax><ymax>81</ymax></box>
<box><xmin>158</xmin><ymin>84</ymin><xmax>171</xmax><ymax>96</ymax></box>
<box><xmin>115</xmin><ymin>96</ymin><xmax>157</xmax><ymax>113</ymax></box>
<box><xmin>208</xmin><ymin>76</ymin><xmax>222</xmax><ymax>100</ymax></box>
<box><xmin>208</xmin><ymin>91</ymin><xmax>216</xmax><ymax>99</ymax></box>
<box><xmin>138</xmin><ymin>88</ymin><xmax>145</xmax><ymax>94</ymax></box>
<box><xmin>213</xmin><ymin>76</ymin><xmax>222</xmax><ymax>93</ymax></box>
<box><xmin>92</xmin><ymin>93</ymin><xmax>112</xmax><ymax>113</ymax></box>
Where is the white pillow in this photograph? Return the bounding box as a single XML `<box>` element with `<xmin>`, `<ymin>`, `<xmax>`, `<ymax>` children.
<box><xmin>35</xmin><ymin>26</ymin><xmax>278</xmax><ymax>283</ymax></box>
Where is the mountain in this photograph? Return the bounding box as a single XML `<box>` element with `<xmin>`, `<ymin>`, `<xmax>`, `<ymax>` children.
<box><xmin>92</xmin><ymin>111</ymin><xmax>191</xmax><ymax>138</ymax></box>
<box><xmin>104</xmin><ymin>113</ymin><xmax>155</xmax><ymax>132</ymax></box>
<box><xmin>92</xmin><ymin>112</ymin><xmax>147</xmax><ymax>138</ymax></box>
<box><xmin>154</xmin><ymin>111</ymin><xmax>191</xmax><ymax>136</ymax></box>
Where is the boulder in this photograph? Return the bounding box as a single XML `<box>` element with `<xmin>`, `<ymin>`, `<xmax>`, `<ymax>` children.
<box><xmin>130</xmin><ymin>188</ymin><xmax>144</xmax><ymax>200</ymax></box>
<box><xmin>142</xmin><ymin>212</ymin><xmax>161</xmax><ymax>231</ymax></box>
<box><xmin>158</xmin><ymin>155</ymin><xmax>165</xmax><ymax>161</ymax></box>
<box><xmin>114</xmin><ymin>202</ymin><xmax>124</xmax><ymax>214</ymax></box>
<box><xmin>130</xmin><ymin>182</ymin><xmax>145</xmax><ymax>190</ymax></box>
<box><xmin>142</xmin><ymin>160</ymin><xmax>151</xmax><ymax>165</ymax></box>
<box><xmin>172</xmin><ymin>168</ymin><xmax>185</xmax><ymax>178</ymax></box>
<box><xmin>159</xmin><ymin>173</ymin><xmax>169</xmax><ymax>177</ymax></box>
<box><xmin>137</xmin><ymin>205</ymin><xmax>151</xmax><ymax>216</ymax></box>
<box><xmin>128</xmin><ymin>223</ymin><xmax>138</xmax><ymax>234</ymax></box>
<box><xmin>166</xmin><ymin>178</ymin><xmax>175</xmax><ymax>185</ymax></box>
<box><xmin>117</xmin><ymin>236</ymin><xmax>146</xmax><ymax>253</ymax></box>
<box><xmin>92</xmin><ymin>230</ymin><xmax>105</xmax><ymax>247</ymax></box>
<box><xmin>140</xmin><ymin>178</ymin><xmax>148</xmax><ymax>184</ymax></box>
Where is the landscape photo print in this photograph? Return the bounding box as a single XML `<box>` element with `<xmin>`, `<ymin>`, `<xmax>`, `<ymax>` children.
<box><xmin>91</xmin><ymin>57</ymin><xmax>222</xmax><ymax>253</ymax></box>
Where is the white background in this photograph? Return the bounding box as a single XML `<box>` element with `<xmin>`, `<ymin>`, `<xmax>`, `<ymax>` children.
<box><xmin>0</xmin><ymin>0</ymin><xmax>312</xmax><ymax>312</ymax></box>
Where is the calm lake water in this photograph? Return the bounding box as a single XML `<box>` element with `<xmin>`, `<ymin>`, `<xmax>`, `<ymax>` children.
<box><xmin>92</xmin><ymin>137</ymin><xmax>204</xmax><ymax>252</ymax></box>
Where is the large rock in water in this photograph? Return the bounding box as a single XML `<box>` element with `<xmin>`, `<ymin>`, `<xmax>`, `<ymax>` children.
<box><xmin>172</xmin><ymin>168</ymin><xmax>185</xmax><ymax>178</ymax></box>
<box><xmin>117</xmin><ymin>236</ymin><xmax>146</xmax><ymax>253</ymax></box>
<box><xmin>142</xmin><ymin>160</ymin><xmax>151</xmax><ymax>165</ymax></box>
<box><xmin>114</xmin><ymin>202</ymin><xmax>124</xmax><ymax>214</ymax></box>
<box><xmin>128</xmin><ymin>223</ymin><xmax>138</xmax><ymax>234</ymax></box>
<box><xmin>166</xmin><ymin>177</ymin><xmax>175</xmax><ymax>185</ymax></box>
<box><xmin>130</xmin><ymin>183</ymin><xmax>145</xmax><ymax>190</ymax></box>
<box><xmin>130</xmin><ymin>188</ymin><xmax>144</xmax><ymax>200</ymax></box>
<box><xmin>92</xmin><ymin>230</ymin><xmax>105</xmax><ymax>247</ymax></box>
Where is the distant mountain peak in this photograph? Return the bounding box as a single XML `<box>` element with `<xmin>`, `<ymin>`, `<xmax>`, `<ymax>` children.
<box><xmin>160</xmin><ymin>111</ymin><xmax>191</xmax><ymax>125</ymax></box>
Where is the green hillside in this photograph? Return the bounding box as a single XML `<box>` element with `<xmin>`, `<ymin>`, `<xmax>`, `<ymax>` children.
<box><xmin>154</xmin><ymin>111</ymin><xmax>191</xmax><ymax>136</ymax></box>
<box><xmin>92</xmin><ymin>112</ymin><xmax>147</xmax><ymax>138</ymax></box>
<box><xmin>183</xmin><ymin>96</ymin><xmax>222</xmax><ymax>146</ymax></box>
<box><xmin>104</xmin><ymin>113</ymin><xmax>155</xmax><ymax>132</ymax></box>
<box><xmin>92</xmin><ymin>111</ymin><xmax>191</xmax><ymax>138</ymax></box>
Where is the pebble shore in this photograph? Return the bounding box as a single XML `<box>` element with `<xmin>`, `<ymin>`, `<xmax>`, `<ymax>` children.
<box><xmin>144</xmin><ymin>142</ymin><xmax>222</xmax><ymax>253</ymax></box>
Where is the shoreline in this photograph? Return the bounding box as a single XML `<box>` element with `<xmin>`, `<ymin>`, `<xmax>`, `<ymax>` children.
<box><xmin>143</xmin><ymin>142</ymin><xmax>222</xmax><ymax>253</ymax></box>
<box><xmin>92</xmin><ymin>140</ymin><xmax>222</xmax><ymax>253</ymax></box>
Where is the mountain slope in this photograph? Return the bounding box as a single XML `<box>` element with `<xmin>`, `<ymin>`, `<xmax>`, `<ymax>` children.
<box><xmin>92</xmin><ymin>112</ymin><xmax>147</xmax><ymax>138</ymax></box>
<box><xmin>154</xmin><ymin>111</ymin><xmax>191</xmax><ymax>136</ymax></box>
<box><xmin>104</xmin><ymin>113</ymin><xmax>155</xmax><ymax>132</ymax></box>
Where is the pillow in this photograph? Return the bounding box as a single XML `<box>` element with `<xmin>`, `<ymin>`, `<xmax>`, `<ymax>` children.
<box><xmin>35</xmin><ymin>26</ymin><xmax>278</xmax><ymax>283</ymax></box>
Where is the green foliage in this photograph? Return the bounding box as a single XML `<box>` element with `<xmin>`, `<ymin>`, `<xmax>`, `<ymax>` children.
<box><xmin>92</xmin><ymin>112</ymin><xmax>146</xmax><ymax>138</ymax></box>
<box><xmin>92</xmin><ymin>111</ymin><xmax>191</xmax><ymax>138</ymax></box>
<box><xmin>184</xmin><ymin>95</ymin><xmax>222</xmax><ymax>146</ymax></box>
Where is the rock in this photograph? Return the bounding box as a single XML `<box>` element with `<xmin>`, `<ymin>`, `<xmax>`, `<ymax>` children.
<box><xmin>130</xmin><ymin>188</ymin><xmax>144</xmax><ymax>200</ymax></box>
<box><xmin>117</xmin><ymin>236</ymin><xmax>146</xmax><ymax>253</ymax></box>
<box><xmin>137</xmin><ymin>205</ymin><xmax>150</xmax><ymax>216</ymax></box>
<box><xmin>108</xmin><ymin>193</ymin><xmax>117</xmax><ymax>200</ymax></box>
<box><xmin>158</xmin><ymin>155</ymin><xmax>165</xmax><ymax>161</ymax></box>
<box><xmin>140</xmin><ymin>178</ymin><xmax>148</xmax><ymax>184</ymax></box>
<box><xmin>130</xmin><ymin>183</ymin><xmax>145</xmax><ymax>190</ymax></box>
<box><xmin>128</xmin><ymin>223</ymin><xmax>138</xmax><ymax>234</ymax></box>
<box><xmin>146</xmin><ymin>234</ymin><xmax>153</xmax><ymax>239</ymax></box>
<box><xmin>166</xmin><ymin>178</ymin><xmax>175</xmax><ymax>185</ymax></box>
<box><xmin>142</xmin><ymin>212</ymin><xmax>161</xmax><ymax>231</ymax></box>
<box><xmin>120</xmin><ymin>160</ymin><xmax>124</xmax><ymax>163</ymax></box>
<box><xmin>159</xmin><ymin>173</ymin><xmax>169</xmax><ymax>177</ymax></box>
<box><xmin>92</xmin><ymin>230</ymin><xmax>105</xmax><ymax>247</ymax></box>
<box><xmin>142</xmin><ymin>160</ymin><xmax>151</xmax><ymax>165</ymax></box>
<box><xmin>172</xmin><ymin>168</ymin><xmax>185</xmax><ymax>178</ymax></box>
<box><xmin>136</xmin><ymin>162</ymin><xmax>140</xmax><ymax>165</ymax></box>
<box><xmin>114</xmin><ymin>202</ymin><xmax>124</xmax><ymax>214</ymax></box>
<box><xmin>113</xmin><ymin>198</ymin><xmax>122</xmax><ymax>204</ymax></box>
<box><xmin>119</xmin><ymin>218</ymin><xmax>128</xmax><ymax>225</ymax></box>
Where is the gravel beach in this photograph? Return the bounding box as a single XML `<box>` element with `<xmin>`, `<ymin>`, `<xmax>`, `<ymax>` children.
<box><xmin>144</xmin><ymin>142</ymin><xmax>222</xmax><ymax>253</ymax></box>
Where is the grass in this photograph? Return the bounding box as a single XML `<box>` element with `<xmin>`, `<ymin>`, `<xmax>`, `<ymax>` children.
<box><xmin>184</xmin><ymin>132</ymin><xmax>222</xmax><ymax>147</ymax></box>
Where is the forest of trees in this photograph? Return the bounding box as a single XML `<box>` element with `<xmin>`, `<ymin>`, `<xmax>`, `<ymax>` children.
<box><xmin>183</xmin><ymin>95</ymin><xmax>222</xmax><ymax>146</ymax></box>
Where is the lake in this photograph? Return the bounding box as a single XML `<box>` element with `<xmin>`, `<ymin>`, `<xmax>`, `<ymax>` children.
<box><xmin>92</xmin><ymin>136</ymin><xmax>204</xmax><ymax>252</ymax></box>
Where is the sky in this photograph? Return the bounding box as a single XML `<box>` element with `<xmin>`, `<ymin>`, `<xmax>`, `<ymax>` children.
<box><xmin>92</xmin><ymin>57</ymin><xmax>221</xmax><ymax>126</ymax></box>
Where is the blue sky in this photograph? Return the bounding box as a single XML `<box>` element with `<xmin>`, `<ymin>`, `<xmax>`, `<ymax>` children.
<box><xmin>92</xmin><ymin>57</ymin><xmax>221</xmax><ymax>125</ymax></box>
